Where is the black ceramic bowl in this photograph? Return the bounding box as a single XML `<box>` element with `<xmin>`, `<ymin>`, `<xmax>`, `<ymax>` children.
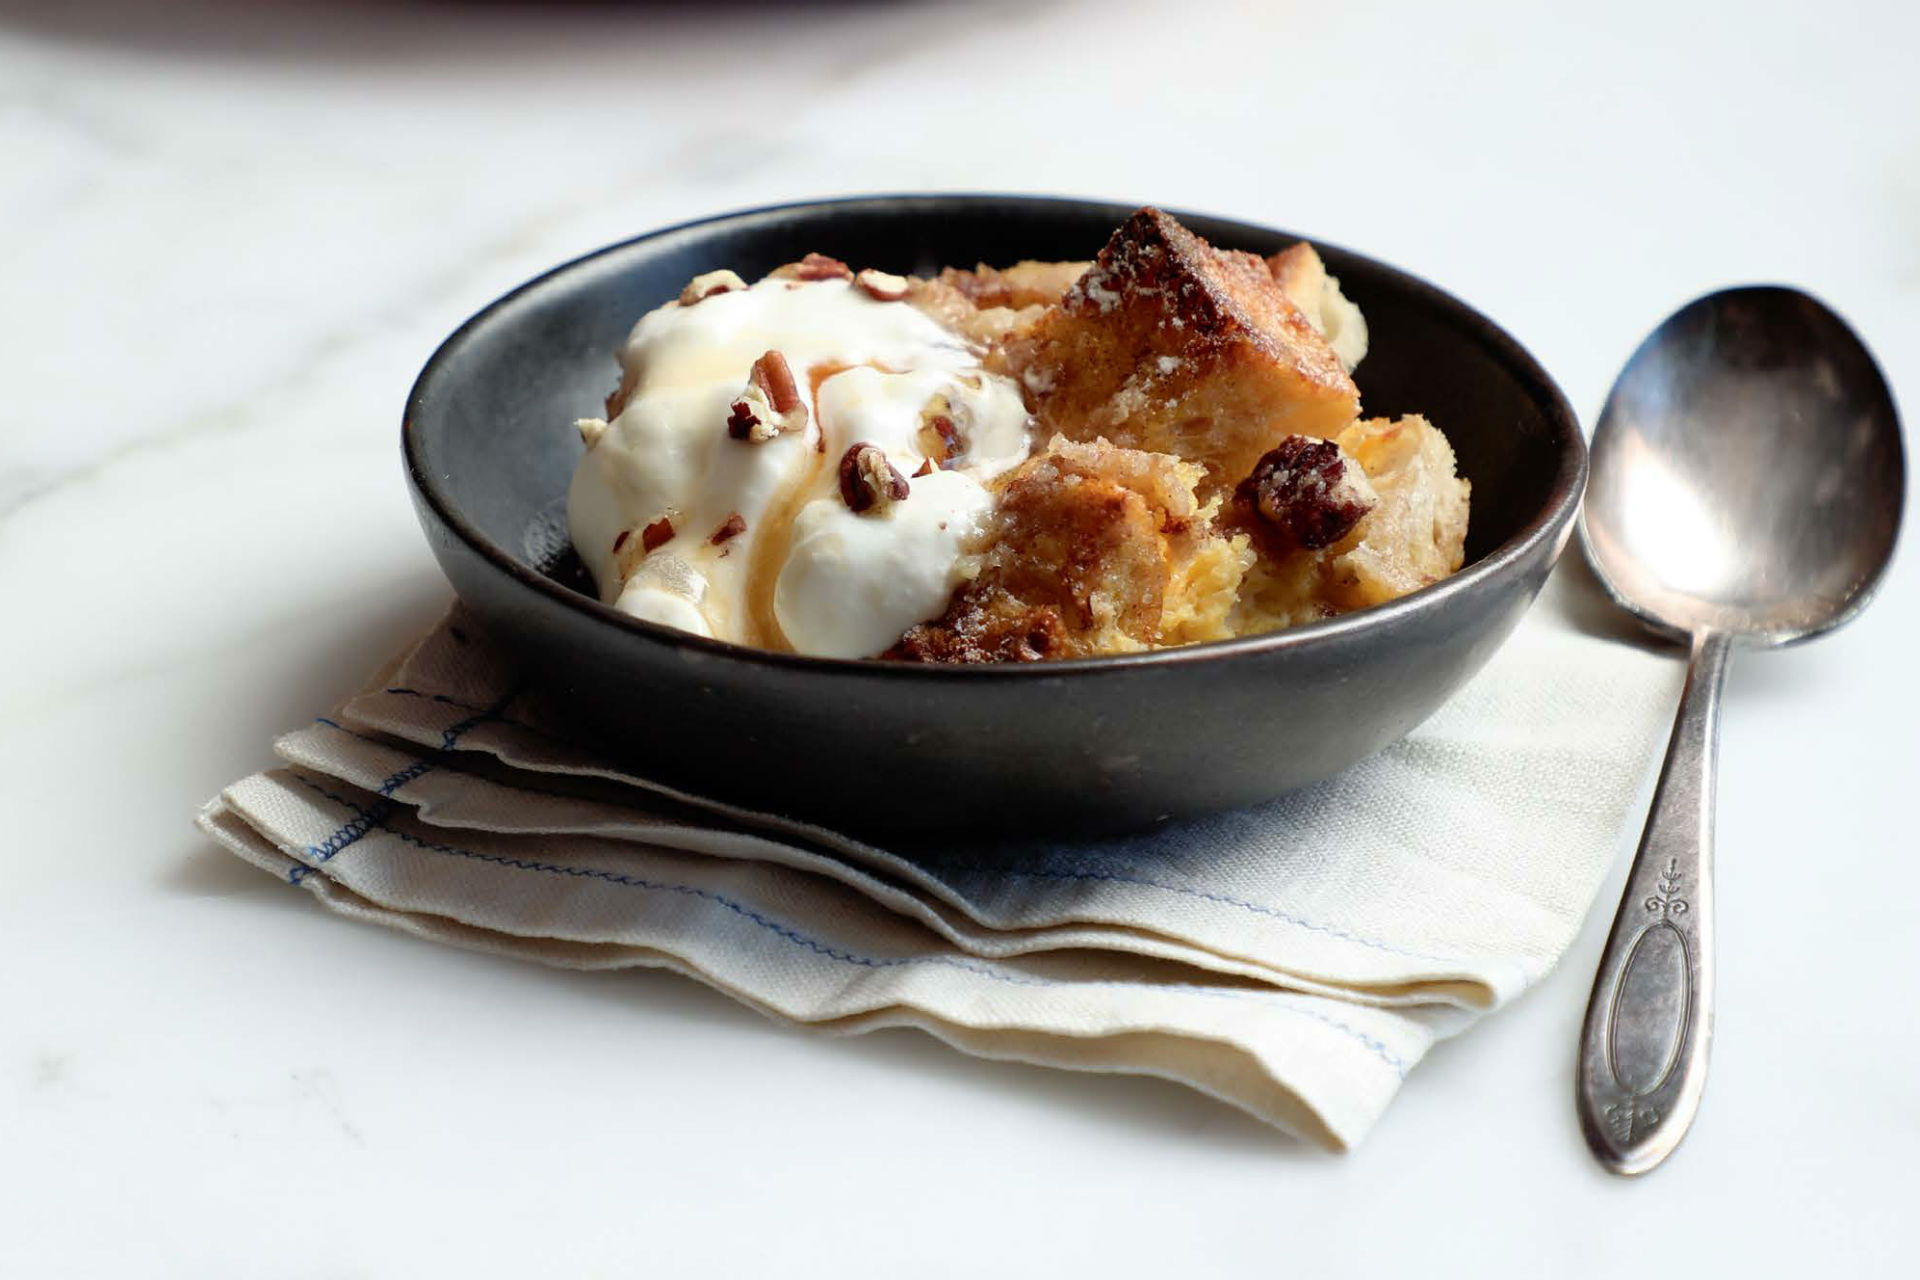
<box><xmin>405</xmin><ymin>196</ymin><xmax>1584</xmax><ymax>836</ymax></box>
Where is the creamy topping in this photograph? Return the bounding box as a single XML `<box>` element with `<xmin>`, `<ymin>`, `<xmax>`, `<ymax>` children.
<box><xmin>776</xmin><ymin>469</ymin><xmax>993</xmax><ymax>657</ymax></box>
<box><xmin>568</xmin><ymin>275</ymin><xmax>1032</xmax><ymax>656</ymax></box>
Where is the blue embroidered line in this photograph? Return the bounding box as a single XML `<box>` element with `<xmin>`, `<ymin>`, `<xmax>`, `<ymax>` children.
<box><xmin>358</xmin><ymin>689</ymin><xmax>1488</xmax><ymax>976</ymax></box>
<box><xmin>915</xmin><ymin>857</ymin><xmax>1474</xmax><ymax>971</ymax></box>
<box><xmin>287</xmin><ymin>687</ymin><xmax>520</xmax><ymax>885</ymax></box>
<box><xmin>377</xmin><ymin>760</ymin><xmax>435</xmax><ymax>794</ymax></box>
<box><xmin>381</xmin><ymin>687</ymin><xmax>556</xmax><ymax>742</ymax></box>
<box><xmin>304</xmin><ymin>805</ymin><xmax>386</xmax><ymax>864</ymax></box>
<box><xmin>283</xmin><ymin>776</ymin><xmax>1407</xmax><ymax>1075</ymax></box>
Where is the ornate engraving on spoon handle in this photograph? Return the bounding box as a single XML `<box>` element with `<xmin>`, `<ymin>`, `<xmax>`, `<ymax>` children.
<box><xmin>1577</xmin><ymin>629</ymin><xmax>1730</xmax><ymax>1175</ymax></box>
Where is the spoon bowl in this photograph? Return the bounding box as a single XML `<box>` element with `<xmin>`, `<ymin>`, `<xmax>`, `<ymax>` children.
<box><xmin>1575</xmin><ymin>285</ymin><xmax>1904</xmax><ymax>1176</ymax></box>
<box><xmin>1582</xmin><ymin>286</ymin><xmax>1904</xmax><ymax>645</ymax></box>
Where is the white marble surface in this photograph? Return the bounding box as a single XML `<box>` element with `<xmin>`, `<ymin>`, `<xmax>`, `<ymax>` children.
<box><xmin>2</xmin><ymin>0</ymin><xmax>1916</xmax><ymax>1274</ymax></box>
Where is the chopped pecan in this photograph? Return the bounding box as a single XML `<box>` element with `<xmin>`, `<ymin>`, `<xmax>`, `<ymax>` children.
<box><xmin>727</xmin><ymin>350</ymin><xmax>810</xmax><ymax>442</ymax></box>
<box><xmin>773</xmin><ymin>253</ymin><xmax>853</xmax><ymax>282</ymax></box>
<box><xmin>853</xmin><ymin>268</ymin><xmax>909</xmax><ymax>301</ymax></box>
<box><xmin>678</xmin><ymin>269</ymin><xmax>747</xmax><ymax>305</ymax></box>
<box><xmin>928</xmin><ymin>415</ymin><xmax>962</xmax><ymax>466</ymax></box>
<box><xmin>915</xmin><ymin>392</ymin><xmax>966</xmax><ymax>468</ymax></box>
<box><xmin>754</xmin><ymin>350</ymin><xmax>803</xmax><ymax>414</ymax></box>
<box><xmin>725</xmin><ymin>397</ymin><xmax>766</xmax><ymax>441</ymax></box>
<box><xmin>640</xmin><ymin>516</ymin><xmax>676</xmax><ymax>553</ymax></box>
<box><xmin>838</xmin><ymin>443</ymin><xmax>911</xmax><ymax>514</ymax></box>
<box><xmin>1236</xmin><ymin>436</ymin><xmax>1376</xmax><ymax>550</ymax></box>
<box><xmin>604</xmin><ymin>366</ymin><xmax>640</xmax><ymax>419</ymax></box>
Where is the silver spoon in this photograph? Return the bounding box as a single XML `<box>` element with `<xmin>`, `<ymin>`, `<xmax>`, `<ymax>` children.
<box><xmin>1575</xmin><ymin>286</ymin><xmax>1905</xmax><ymax>1175</ymax></box>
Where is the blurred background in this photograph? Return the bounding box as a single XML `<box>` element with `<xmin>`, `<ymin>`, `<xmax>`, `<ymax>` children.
<box><xmin>4</xmin><ymin>0</ymin><xmax>1912</xmax><ymax>507</ymax></box>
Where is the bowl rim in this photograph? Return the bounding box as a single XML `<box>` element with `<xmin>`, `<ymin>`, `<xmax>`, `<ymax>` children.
<box><xmin>404</xmin><ymin>193</ymin><xmax>1587</xmax><ymax>680</ymax></box>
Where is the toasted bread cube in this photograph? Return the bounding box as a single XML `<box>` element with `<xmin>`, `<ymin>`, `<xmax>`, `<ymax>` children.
<box><xmin>1001</xmin><ymin>208</ymin><xmax>1361</xmax><ymax>498</ymax></box>
<box><xmin>889</xmin><ymin>435</ymin><xmax>1248</xmax><ymax>662</ymax></box>
<box><xmin>1230</xmin><ymin>414</ymin><xmax>1470</xmax><ymax>632</ymax></box>
<box><xmin>1267</xmin><ymin>243</ymin><xmax>1368</xmax><ymax>373</ymax></box>
<box><xmin>1324</xmin><ymin>414</ymin><xmax>1469</xmax><ymax>608</ymax></box>
<box><xmin>933</xmin><ymin>260</ymin><xmax>1090</xmax><ymax>309</ymax></box>
<box><xmin>907</xmin><ymin>260</ymin><xmax>1089</xmax><ymax>348</ymax></box>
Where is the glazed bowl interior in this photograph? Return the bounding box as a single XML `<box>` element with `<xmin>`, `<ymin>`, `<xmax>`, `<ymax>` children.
<box><xmin>406</xmin><ymin>196</ymin><xmax>1584</xmax><ymax>836</ymax></box>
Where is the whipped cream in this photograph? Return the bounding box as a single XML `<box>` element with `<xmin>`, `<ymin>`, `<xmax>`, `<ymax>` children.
<box><xmin>568</xmin><ymin>275</ymin><xmax>1032</xmax><ymax>658</ymax></box>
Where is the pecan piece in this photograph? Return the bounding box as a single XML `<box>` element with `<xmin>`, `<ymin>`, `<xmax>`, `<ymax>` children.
<box><xmin>853</xmin><ymin>268</ymin><xmax>909</xmax><ymax>301</ymax></box>
<box><xmin>773</xmin><ymin>253</ymin><xmax>853</xmax><ymax>282</ymax></box>
<box><xmin>640</xmin><ymin>516</ymin><xmax>676</xmax><ymax>553</ymax></box>
<box><xmin>604</xmin><ymin>366</ymin><xmax>640</xmax><ymax>419</ymax></box>
<box><xmin>1236</xmin><ymin>436</ymin><xmax>1377</xmax><ymax>550</ymax></box>
<box><xmin>678</xmin><ymin>269</ymin><xmax>747</xmax><ymax>306</ymax></box>
<box><xmin>727</xmin><ymin>350</ymin><xmax>810</xmax><ymax>442</ymax></box>
<box><xmin>915</xmin><ymin>392</ymin><xmax>966</xmax><ymax>469</ymax></box>
<box><xmin>838</xmin><ymin>443</ymin><xmax>911</xmax><ymax>514</ymax></box>
<box><xmin>753</xmin><ymin>350</ymin><xmax>803</xmax><ymax>413</ymax></box>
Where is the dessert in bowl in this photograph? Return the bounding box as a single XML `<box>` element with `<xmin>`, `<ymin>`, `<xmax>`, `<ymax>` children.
<box><xmin>569</xmin><ymin>208</ymin><xmax>1471</xmax><ymax>663</ymax></box>
<box><xmin>404</xmin><ymin>196</ymin><xmax>1583</xmax><ymax>835</ymax></box>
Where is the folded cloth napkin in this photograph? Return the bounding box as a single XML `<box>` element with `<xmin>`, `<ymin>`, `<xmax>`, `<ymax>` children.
<box><xmin>198</xmin><ymin>566</ymin><xmax>1682</xmax><ymax>1150</ymax></box>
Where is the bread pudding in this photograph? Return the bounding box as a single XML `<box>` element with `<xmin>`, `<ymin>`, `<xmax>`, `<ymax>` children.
<box><xmin>568</xmin><ymin>208</ymin><xmax>1470</xmax><ymax>661</ymax></box>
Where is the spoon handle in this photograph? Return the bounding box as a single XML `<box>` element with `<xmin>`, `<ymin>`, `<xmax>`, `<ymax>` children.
<box><xmin>1576</xmin><ymin>629</ymin><xmax>1730</xmax><ymax>1175</ymax></box>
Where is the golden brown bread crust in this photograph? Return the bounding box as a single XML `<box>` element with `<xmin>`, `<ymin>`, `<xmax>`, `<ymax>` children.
<box><xmin>995</xmin><ymin>208</ymin><xmax>1361</xmax><ymax>497</ymax></box>
<box><xmin>892</xmin><ymin>219</ymin><xmax>1466</xmax><ymax>664</ymax></box>
<box><xmin>906</xmin><ymin>261</ymin><xmax>1088</xmax><ymax>349</ymax></box>
<box><xmin>1266</xmin><ymin>243</ymin><xmax>1326</xmax><ymax>316</ymax></box>
<box><xmin>889</xmin><ymin>436</ymin><xmax>1211</xmax><ymax>662</ymax></box>
<box><xmin>934</xmin><ymin>261</ymin><xmax>1090</xmax><ymax>309</ymax></box>
<box><xmin>884</xmin><ymin>594</ymin><xmax>1071</xmax><ymax>663</ymax></box>
<box><xmin>1266</xmin><ymin>242</ymin><xmax>1368</xmax><ymax>373</ymax></box>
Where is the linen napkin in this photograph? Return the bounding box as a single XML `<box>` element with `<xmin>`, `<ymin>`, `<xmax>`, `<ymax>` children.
<box><xmin>197</xmin><ymin>566</ymin><xmax>1682</xmax><ymax>1150</ymax></box>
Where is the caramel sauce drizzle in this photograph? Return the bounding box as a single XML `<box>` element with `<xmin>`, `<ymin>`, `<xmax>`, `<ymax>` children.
<box><xmin>741</xmin><ymin>361</ymin><xmax>860</xmax><ymax>651</ymax></box>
